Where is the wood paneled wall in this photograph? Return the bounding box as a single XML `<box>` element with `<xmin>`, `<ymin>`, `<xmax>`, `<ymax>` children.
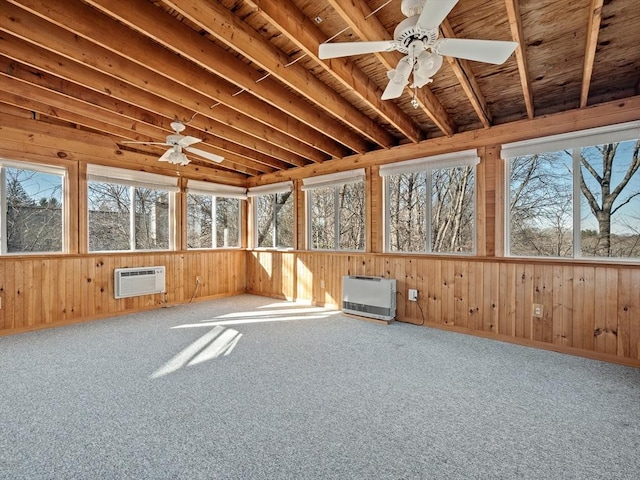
<box><xmin>0</xmin><ymin>250</ymin><xmax>245</xmax><ymax>334</ymax></box>
<box><xmin>246</xmin><ymin>251</ymin><xmax>640</xmax><ymax>366</ymax></box>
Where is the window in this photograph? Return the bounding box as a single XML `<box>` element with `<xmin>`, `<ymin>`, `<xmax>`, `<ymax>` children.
<box><xmin>381</xmin><ymin>150</ymin><xmax>478</xmax><ymax>254</ymax></box>
<box><xmin>186</xmin><ymin>180</ymin><xmax>245</xmax><ymax>249</ymax></box>
<box><xmin>0</xmin><ymin>160</ymin><xmax>65</xmax><ymax>254</ymax></box>
<box><xmin>303</xmin><ymin>170</ymin><xmax>365</xmax><ymax>251</ymax></box>
<box><xmin>504</xmin><ymin>122</ymin><xmax>640</xmax><ymax>259</ymax></box>
<box><xmin>248</xmin><ymin>182</ymin><xmax>294</xmax><ymax>249</ymax></box>
<box><xmin>87</xmin><ymin>165</ymin><xmax>177</xmax><ymax>252</ymax></box>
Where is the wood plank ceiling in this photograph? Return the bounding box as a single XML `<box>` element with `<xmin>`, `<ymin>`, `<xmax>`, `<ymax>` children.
<box><xmin>1</xmin><ymin>0</ymin><xmax>639</xmax><ymax>180</ymax></box>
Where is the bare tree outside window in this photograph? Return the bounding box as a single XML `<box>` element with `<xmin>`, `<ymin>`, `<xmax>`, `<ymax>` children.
<box><xmin>187</xmin><ymin>193</ymin><xmax>213</xmax><ymax>248</ymax></box>
<box><xmin>387</xmin><ymin>166</ymin><xmax>474</xmax><ymax>253</ymax></box>
<box><xmin>215</xmin><ymin>197</ymin><xmax>240</xmax><ymax>247</ymax></box>
<box><xmin>388</xmin><ymin>172</ymin><xmax>427</xmax><ymax>252</ymax></box>
<box><xmin>338</xmin><ymin>182</ymin><xmax>365</xmax><ymax>250</ymax></box>
<box><xmin>308</xmin><ymin>182</ymin><xmax>365</xmax><ymax>251</ymax></box>
<box><xmin>509</xmin><ymin>139</ymin><xmax>639</xmax><ymax>259</ymax></box>
<box><xmin>256</xmin><ymin>192</ymin><xmax>293</xmax><ymax>248</ymax></box>
<box><xmin>135</xmin><ymin>188</ymin><xmax>169</xmax><ymax>249</ymax></box>
<box><xmin>5</xmin><ymin>167</ymin><xmax>63</xmax><ymax>253</ymax></box>
<box><xmin>580</xmin><ymin>140</ymin><xmax>640</xmax><ymax>258</ymax></box>
<box><xmin>431</xmin><ymin>166</ymin><xmax>475</xmax><ymax>253</ymax></box>
<box><xmin>509</xmin><ymin>152</ymin><xmax>574</xmax><ymax>256</ymax></box>
<box><xmin>310</xmin><ymin>186</ymin><xmax>335</xmax><ymax>249</ymax></box>
<box><xmin>88</xmin><ymin>182</ymin><xmax>130</xmax><ymax>251</ymax></box>
<box><xmin>88</xmin><ymin>182</ymin><xmax>170</xmax><ymax>251</ymax></box>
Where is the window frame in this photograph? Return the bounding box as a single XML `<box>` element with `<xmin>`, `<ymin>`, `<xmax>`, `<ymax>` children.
<box><xmin>247</xmin><ymin>181</ymin><xmax>294</xmax><ymax>250</ymax></box>
<box><xmin>186</xmin><ymin>180</ymin><xmax>246</xmax><ymax>250</ymax></box>
<box><xmin>503</xmin><ymin>121</ymin><xmax>640</xmax><ymax>261</ymax></box>
<box><xmin>380</xmin><ymin>150</ymin><xmax>479</xmax><ymax>255</ymax></box>
<box><xmin>0</xmin><ymin>159</ymin><xmax>68</xmax><ymax>255</ymax></box>
<box><xmin>303</xmin><ymin>169</ymin><xmax>366</xmax><ymax>252</ymax></box>
<box><xmin>86</xmin><ymin>165</ymin><xmax>178</xmax><ymax>253</ymax></box>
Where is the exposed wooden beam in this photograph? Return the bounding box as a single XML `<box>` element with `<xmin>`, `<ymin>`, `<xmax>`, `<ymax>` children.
<box><xmin>161</xmin><ymin>0</ymin><xmax>396</xmax><ymax>150</ymax></box>
<box><xmin>440</xmin><ymin>20</ymin><xmax>492</xmax><ymax>128</ymax></box>
<box><xmin>244</xmin><ymin>0</ymin><xmax>423</xmax><ymax>144</ymax></box>
<box><xmin>81</xmin><ymin>0</ymin><xmax>359</xmax><ymax>157</ymax></box>
<box><xmin>0</xmin><ymin>32</ymin><xmax>311</xmax><ymax>170</ymax></box>
<box><xmin>4</xmin><ymin>0</ymin><xmax>332</xmax><ymax>164</ymax></box>
<box><xmin>504</xmin><ymin>0</ymin><xmax>534</xmax><ymax>118</ymax></box>
<box><xmin>0</xmin><ymin>78</ymin><xmax>271</xmax><ymax>176</ymax></box>
<box><xmin>0</xmin><ymin>57</ymin><xmax>291</xmax><ymax>172</ymax></box>
<box><xmin>581</xmin><ymin>0</ymin><xmax>604</xmax><ymax>108</ymax></box>
<box><xmin>326</xmin><ymin>0</ymin><xmax>456</xmax><ymax>136</ymax></box>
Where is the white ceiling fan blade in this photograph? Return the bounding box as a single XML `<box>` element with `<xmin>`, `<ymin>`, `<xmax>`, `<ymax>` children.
<box><xmin>177</xmin><ymin>135</ymin><xmax>202</xmax><ymax>147</ymax></box>
<box><xmin>185</xmin><ymin>146</ymin><xmax>224</xmax><ymax>163</ymax></box>
<box><xmin>121</xmin><ymin>141</ymin><xmax>170</xmax><ymax>146</ymax></box>
<box><xmin>434</xmin><ymin>38</ymin><xmax>518</xmax><ymax>64</ymax></box>
<box><xmin>381</xmin><ymin>56</ymin><xmax>414</xmax><ymax>100</ymax></box>
<box><xmin>319</xmin><ymin>40</ymin><xmax>396</xmax><ymax>59</ymax></box>
<box><xmin>417</xmin><ymin>0</ymin><xmax>459</xmax><ymax>31</ymax></box>
<box><xmin>158</xmin><ymin>148</ymin><xmax>173</xmax><ymax>162</ymax></box>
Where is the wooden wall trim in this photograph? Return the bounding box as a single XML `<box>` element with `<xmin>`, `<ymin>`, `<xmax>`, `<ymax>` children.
<box><xmin>0</xmin><ymin>250</ymin><xmax>246</xmax><ymax>334</ymax></box>
<box><xmin>245</xmin><ymin>250</ymin><xmax>640</xmax><ymax>366</ymax></box>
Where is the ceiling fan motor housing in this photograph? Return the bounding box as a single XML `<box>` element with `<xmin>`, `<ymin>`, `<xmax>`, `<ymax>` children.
<box><xmin>166</xmin><ymin>134</ymin><xmax>184</xmax><ymax>145</ymax></box>
<box><xmin>394</xmin><ymin>15</ymin><xmax>438</xmax><ymax>54</ymax></box>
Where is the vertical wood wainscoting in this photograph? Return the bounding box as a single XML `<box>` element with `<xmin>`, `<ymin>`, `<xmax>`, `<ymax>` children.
<box><xmin>247</xmin><ymin>251</ymin><xmax>640</xmax><ymax>366</ymax></box>
<box><xmin>0</xmin><ymin>250</ymin><xmax>245</xmax><ymax>335</ymax></box>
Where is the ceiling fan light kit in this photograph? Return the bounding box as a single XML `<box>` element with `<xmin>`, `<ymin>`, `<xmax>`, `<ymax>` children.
<box><xmin>319</xmin><ymin>0</ymin><xmax>517</xmax><ymax>101</ymax></box>
<box><xmin>122</xmin><ymin>120</ymin><xmax>224</xmax><ymax>166</ymax></box>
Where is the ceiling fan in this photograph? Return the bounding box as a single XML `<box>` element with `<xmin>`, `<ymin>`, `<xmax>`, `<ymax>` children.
<box><xmin>122</xmin><ymin>120</ymin><xmax>224</xmax><ymax>166</ymax></box>
<box><xmin>319</xmin><ymin>0</ymin><xmax>517</xmax><ymax>102</ymax></box>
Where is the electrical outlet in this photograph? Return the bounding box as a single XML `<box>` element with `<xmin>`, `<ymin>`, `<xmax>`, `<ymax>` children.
<box><xmin>408</xmin><ymin>289</ymin><xmax>418</xmax><ymax>301</ymax></box>
<box><xmin>196</xmin><ymin>276</ymin><xmax>202</xmax><ymax>284</ymax></box>
<box><xmin>533</xmin><ymin>303</ymin><xmax>543</xmax><ymax>318</ymax></box>
<box><xmin>320</xmin><ymin>279</ymin><xmax>325</xmax><ymax>289</ymax></box>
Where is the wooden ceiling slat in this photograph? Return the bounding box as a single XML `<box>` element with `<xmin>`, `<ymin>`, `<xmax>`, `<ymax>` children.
<box><xmin>161</xmin><ymin>0</ymin><xmax>396</xmax><ymax>150</ymax></box>
<box><xmin>581</xmin><ymin>0</ymin><xmax>604</xmax><ymax>108</ymax></box>
<box><xmin>324</xmin><ymin>0</ymin><xmax>457</xmax><ymax>137</ymax></box>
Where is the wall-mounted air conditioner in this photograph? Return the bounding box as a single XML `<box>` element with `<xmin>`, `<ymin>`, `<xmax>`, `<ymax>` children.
<box><xmin>114</xmin><ymin>266</ymin><xmax>166</xmax><ymax>299</ymax></box>
<box><xmin>342</xmin><ymin>275</ymin><xmax>397</xmax><ymax>321</ymax></box>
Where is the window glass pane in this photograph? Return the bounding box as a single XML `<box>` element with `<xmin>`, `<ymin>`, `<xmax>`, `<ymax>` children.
<box><xmin>187</xmin><ymin>193</ymin><xmax>212</xmax><ymax>249</ymax></box>
<box><xmin>256</xmin><ymin>194</ymin><xmax>274</xmax><ymax>248</ymax></box>
<box><xmin>216</xmin><ymin>197</ymin><xmax>240</xmax><ymax>247</ymax></box>
<box><xmin>338</xmin><ymin>182</ymin><xmax>365</xmax><ymax>250</ymax></box>
<box><xmin>135</xmin><ymin>188</ymin><xmax>169</xmax><ymax>250</ymax></box>
<box><xmin>388</xmin><ymin>172</ymin><xmax>427</xmax><ymax>252</ymax></box>
<box><xmin>432</xmin><ymin>166</ymin><xmax>475</xmax><ymax>253</ymax></box>
<box><xmin>310</xmin><ymin>186</ymin><xmax>335</xmax><ymax>249</ymax></box>
<box><xmin>88</xmin><ymin>182</ymin><xmax>130</xmax><ymax>251</ymax></box>
<box><xmin>580</xmin><ymin>139</ymin><xmax>640</xmax><ymax>258</ymax></box>
<box><xmin>509</xmin><ymin>152</ymin><xmax>573</xmax><ymax>257</ymax></box>
<box><xmin>5</xmin><ymin>167</ymin><xmax>63</xmax><ymax>253</ymax></box>
<box><xmin>275</xmin><ymin>191</ymin><xmax>293</xmax><ymax>248</ymax></box>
